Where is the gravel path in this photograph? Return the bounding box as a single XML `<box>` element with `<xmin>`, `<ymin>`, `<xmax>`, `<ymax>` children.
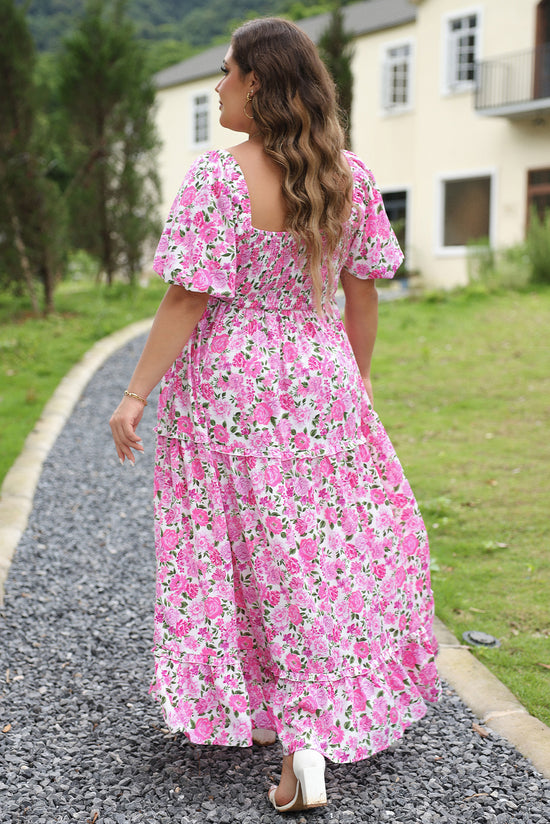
<box><xmin>1</xmin><ymin>335</ymin><xmax>549</xmax><ymax>824</ymax></box>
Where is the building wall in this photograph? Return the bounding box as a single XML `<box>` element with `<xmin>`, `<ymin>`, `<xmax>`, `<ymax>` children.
<box><xmin>154</xmin><ymin>0</ymin><xmax>550</xmax><ymax>288</ymax></box>
<box><xmin>351</xmin><ymin>0</ymin><xmax>550</xmax><ymax>287</ymax></box>
<box><xmin>156</xmin><ymin>74</ymin><xmax>248</xmax><ymax>218</ymax></box>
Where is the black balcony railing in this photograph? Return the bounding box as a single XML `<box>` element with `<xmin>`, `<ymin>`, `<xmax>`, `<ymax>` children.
<box><xmin>475</xmin><ymin>43</ymin><xmax>550</xmax><ymax>115</ymax></box>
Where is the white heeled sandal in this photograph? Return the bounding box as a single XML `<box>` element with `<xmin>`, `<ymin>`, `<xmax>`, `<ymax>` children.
<box><xmin>268</xmin><ymin>750</ymin><xmax>327</xmax><ymax>812</ymax></box>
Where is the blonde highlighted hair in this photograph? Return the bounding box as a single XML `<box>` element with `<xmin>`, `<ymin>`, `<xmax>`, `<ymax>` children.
<box><xmin>231</xmin><ymin>18</ymin><xmax>352</xmax><ymax>312</ymax></box>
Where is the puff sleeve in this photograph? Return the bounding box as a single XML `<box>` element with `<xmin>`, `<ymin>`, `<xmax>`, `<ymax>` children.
<box><xmin>343</xmin><ymin>152</ymin><xmax>404</xmax><ymax>280</ymax></box>
<box><xmin>152</xmin><ymin>152</ymin><xmax>236</xmax><ymax>299</ymax></box>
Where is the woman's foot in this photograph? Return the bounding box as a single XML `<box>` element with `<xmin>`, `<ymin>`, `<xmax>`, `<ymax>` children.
<box><xmin>252</xmin><ymin>727</ymin><xmax>277</xmax><ymax>746</ymax></box>
<box><xmin>268</xmin><ymin>750</ymin><xmax>327</xmax><ymax>812</ymax></box>
<box><xmin>272</xmin><ymin>754</ymin><xmax>298</xmax><ymax>807</ymax></box>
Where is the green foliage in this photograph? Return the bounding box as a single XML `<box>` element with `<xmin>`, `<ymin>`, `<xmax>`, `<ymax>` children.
<box><xmin>19</xmin><ymin>0</ymin><xmax>360</xmax><ymax>56</ymax></box>
<box><xmin>57</xmin><ymin>0</ymin><xmax>161</xmax><ymax>285</ymax></box>
<box><xmin>182</xmin><ymin>0</ymin><xmax>276</xmax><ymax>47</ymax></box>
<box><xmin>467</xmin><ymin>213</ymin><xmax>550</xmax><ymax>291</ymax></box>
<box><xmin>0</xmin><ymin>0</ymin><xmax>67</xmax><ymax>313</ymax></box>
<box><xmin>318</xmin><ymin>2</ymin><xmax>354</xmax><ymax>147</ymax></box>
<box><xmin>283</xmin><ymin>2</ymin><xmax>331</xmax><ymax>20</ymax></box>
<box><xmin>526</xmin><ymin>208</ymin><xmax>550</xmax><ymax>284</ymax></box>
<box><xmin>373</xmin><ymin>289</ymin><xmax>550</xmax><ymax>724</ymax></box>
<box><xmin>143</xmin><ymin>38</ymin><xmax>199</xmax><ymax>75</ymax></box>
<box><xmin>18</xmin><ymin>0</ymin><xmax>197</xmax><ymax>51</ymax></box>
<box><xmin>466</xmin><ymin>237</ymin><xmax>531</xmax><ymax>292</ymax></box>
<box><xmin>0</xmin><ymin>276</ymin><xmax>166</xmax><ymax>482</ymax></box>
<box><xmin>466</xmin><ymin>237</ymin><xmax>494</xmax><ymax>283</ymax></box>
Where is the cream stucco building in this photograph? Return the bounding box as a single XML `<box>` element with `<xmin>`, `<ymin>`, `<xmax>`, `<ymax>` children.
<box><xmin>153</xmin><ymin>0</ymin><xmax>550</xmax><ymax>288</ymax></box>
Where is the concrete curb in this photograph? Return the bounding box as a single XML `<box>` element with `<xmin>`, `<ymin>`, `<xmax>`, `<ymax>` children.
<box><xmin>0</xmin><ymin>318</ymin><xmax>153</xmax><ymax>600</ymax></box>
<box><xmin>0</xmin><ymin>318</ymin><xmax>549</xmax><ymax>780</ymax></box>
<box><xmin>434</xmin><ymin>617</ymin><xmax>550</xmax><ymax>778</ymax></box>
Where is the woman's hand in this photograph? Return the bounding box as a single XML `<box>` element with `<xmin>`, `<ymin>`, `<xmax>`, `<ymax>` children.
<box><xmin>109</xmin><ymin>396</ymin><xmax>146</xmax><ymax>465</ymax></box>
<box><xmin>108</xmin><ymin>285</ymin><xmax>209</xmax><ymax>466</ymax></box>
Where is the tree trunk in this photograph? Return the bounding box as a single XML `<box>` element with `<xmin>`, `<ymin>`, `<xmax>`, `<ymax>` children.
<box><xmin>98</xmin><ymin>160</ymin><xmax>114</xmax><ymax>285</ymax></box>
<box><xmin>11</xmin><ymin>210</ymin><xmax>40</xmax><ymax>314</ymax></box>
<box><xmin>42</xmin><ymin>263</ymin><xmax>56</xmax><ymax>315</ymax></box>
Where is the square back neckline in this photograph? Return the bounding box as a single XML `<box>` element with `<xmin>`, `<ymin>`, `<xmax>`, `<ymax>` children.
<box><xmin>217</xmin><ymin>149</ymin><xmax>292</xmax><ymax>237</ymax></box>
<box><xmin>217</xmin><ymin>148</ymin><xmax>357</xmax><ymax>240</ymax></box>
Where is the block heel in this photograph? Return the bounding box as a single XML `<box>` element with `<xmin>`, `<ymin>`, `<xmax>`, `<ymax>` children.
<box><xmin>268</xmin><ymin>749</ymin><xmax>327</xmax><ymax>812</ymax></box>
<box><xmin>293</xmin><ymin>750</ymin><xmax>327</xmax><ymax>807</ymax></box>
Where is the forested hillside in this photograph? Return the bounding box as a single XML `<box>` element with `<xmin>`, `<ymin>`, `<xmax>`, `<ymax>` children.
<box><xmin>18</xmin><ymin>0</ymin><xmax>348</xmax><ymax>54</ymax></box>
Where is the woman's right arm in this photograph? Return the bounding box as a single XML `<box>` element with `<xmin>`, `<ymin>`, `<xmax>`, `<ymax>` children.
<box><xmin>340</xmin><ymin>270</ymin><xmax>379</xmax><ymax>405</ymax></box>
<box><xmin>109</xmin><ymin>284</ymin><xmax>209</xmax><ymax>464</ymax></box>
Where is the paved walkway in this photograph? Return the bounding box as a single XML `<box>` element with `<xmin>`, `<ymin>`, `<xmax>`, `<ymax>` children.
<box><xmin>0</xmin><ymin>330</ymin><xmax>549</xmax><ymax>824</ymax></box>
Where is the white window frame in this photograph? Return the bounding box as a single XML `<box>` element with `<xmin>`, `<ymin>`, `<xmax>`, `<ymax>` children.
<box><xmin>441</xmin><ymin>7</ymin><xmax>483</xmax><ymax>95</ymax></box>
<box><xmin>435</xmin><ymin>168</ymin><xmax>496</xmax><ymax>256</ymax></box>
<box><xmin>380</xmin><ymin>38</ymin><xmax>415</xmax><ymax>114</ymax></box>
<box><xmin>189</xmin><ymin>90</ymin><xmax>210</xmax><ymax>149</ymax></box>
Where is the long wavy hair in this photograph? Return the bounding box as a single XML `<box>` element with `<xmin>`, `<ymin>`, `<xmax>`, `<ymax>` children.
<box><xmin>231</xmin><ymin>18</ymin><xmax>352</xmax><ymax>312</ymax></box>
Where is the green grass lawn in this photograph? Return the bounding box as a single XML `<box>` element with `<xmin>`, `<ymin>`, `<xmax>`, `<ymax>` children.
<box><xmin>374</xmin><ymin>286</ymin><xmax>550</xmax><ymax>726</ymax></box>
<box><xmin>1</xmin><ymin>281</ymin><xmax>549</xmax><ymax>725</ymax></box>
<box><xmin>0</xmin><ymin>279</ymin><xmax>166</xmax><ymax>484</ymax></box>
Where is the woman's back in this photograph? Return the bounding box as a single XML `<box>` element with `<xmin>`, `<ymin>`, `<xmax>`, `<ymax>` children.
<box><xmin>229</xmin><ymin>140</ymin><xmax>288</xmax><ymax>232</ymax></box>
<box><xmin>152</xmin><ymin>148</ymin><xmax>402</xmax><ymax>458</ymax></box>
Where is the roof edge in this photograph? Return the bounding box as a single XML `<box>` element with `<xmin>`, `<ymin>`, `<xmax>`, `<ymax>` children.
<box><xmin>154</xmin><ymin>0</ymin><xmax>417</xmax><ymax>90</ymax></box>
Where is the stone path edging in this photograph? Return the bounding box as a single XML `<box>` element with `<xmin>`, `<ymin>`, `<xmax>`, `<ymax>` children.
<box><xmin>0</xmin><ymin>317</ymin><xmax>549</xmax><ymax>780</ymax></box>
<box><xmin>434</xmin><ymin>617</ymin><xmax>550</xmax><ymax>777</ymax></box>
<box><xmin>0</xmin><ymin>318</ymin><xmax>153</xmax><ymax>599</ymax></box>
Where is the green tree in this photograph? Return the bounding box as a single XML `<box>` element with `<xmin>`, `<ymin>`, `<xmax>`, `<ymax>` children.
<box><xmin>58</xmin><ymin>0</ymin><xmax>161</xmax><ymax>285</ymax></box>
<box><xmin>319</xmin><ymin>1</ymin><xmax>354</xmax><ymax>148</ymax></box>
<box><xmin>0</xmin><ymin>0</ymin><xmax>66</xmax><ymax>313</ymax></box>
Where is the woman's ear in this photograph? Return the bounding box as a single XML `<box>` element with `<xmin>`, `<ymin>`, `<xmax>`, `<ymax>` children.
<box><xmin>249</xmin><ymin>71</ymin><xmax>260</xmax><ymax>92</ymax></box>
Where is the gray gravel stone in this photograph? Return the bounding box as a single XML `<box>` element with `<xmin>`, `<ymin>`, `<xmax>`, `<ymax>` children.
<box><xmin>1</xmin><ymin>334</ymin><xmax>549</xmax><ymax>823</ymax></box>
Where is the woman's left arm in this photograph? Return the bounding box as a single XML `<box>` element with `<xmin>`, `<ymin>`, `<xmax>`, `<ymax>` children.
<box><xmin>109</xmin><ymin>285</ymin><xmax>209</xmax><ymax>464</ymax></box>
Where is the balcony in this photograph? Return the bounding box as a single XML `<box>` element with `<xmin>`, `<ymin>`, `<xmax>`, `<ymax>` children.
<box><xmin>475</xmin><ymin>43</ymin><xmax>550</xmax><ymax>118</ymax></box>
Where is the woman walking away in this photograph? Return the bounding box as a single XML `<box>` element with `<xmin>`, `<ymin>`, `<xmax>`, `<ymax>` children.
<box><xmin>110</xmin><ymin>17</ymin><xmax>440</xmax><ymax>813</ymax></box>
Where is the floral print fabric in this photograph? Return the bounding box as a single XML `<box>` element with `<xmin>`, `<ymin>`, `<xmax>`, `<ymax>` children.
<box><xmin>150</xmin><ymin>149</ymin><xmax>440</xmax><ymax>762</ymax></box>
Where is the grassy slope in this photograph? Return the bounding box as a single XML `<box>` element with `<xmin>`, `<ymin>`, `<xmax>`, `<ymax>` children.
<box><xmin>1</xmin><ymin>283</ymin><xmax>549</xmax><ymax>724</ymax></box>
<box><xmin>374</xmin><ymin>287</ymin><xmax>550</xmax><ymax>725</ymax></box>
<box><xmin>0</xmin><ymin>281</ymin><xmax>165</xmax><ymax>484</ymax></box>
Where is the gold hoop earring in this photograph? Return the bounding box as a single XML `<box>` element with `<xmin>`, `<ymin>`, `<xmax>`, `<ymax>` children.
<box><xmin>244</xmin><ymin>90</ymin><xmax>255</xmax><ymax>120</ymax></box>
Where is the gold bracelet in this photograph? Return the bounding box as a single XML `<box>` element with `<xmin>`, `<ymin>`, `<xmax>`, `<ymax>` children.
<box><xmin>124</xmin><ymin>390</ymin><xmax>148</xmax><ymax>406</ymax></box>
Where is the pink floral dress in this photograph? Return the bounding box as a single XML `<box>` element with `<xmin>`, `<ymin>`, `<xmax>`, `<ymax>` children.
<box><xmin>149</xmin><ymin>149</ymin><xmax>440</xmax><ymax>763</ymax></box>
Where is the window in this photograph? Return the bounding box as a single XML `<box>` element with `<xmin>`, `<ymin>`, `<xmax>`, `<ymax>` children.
<box><xmin>191</xmin><ymin>93</ymin><xmax>209</xmax><ymax>147</ymax></box>
<box><xmin>441</xmin><ymin>175</ymin><xmax>492</xmax><ymax>248</ymax></box>
<box><xmin>444</xmin><ymin>11</ymin><xmax>480</xmax><ymax>92</ymax></box>
<box><xmin>527</xmin><ymin>168</ymin><xmax>550</xmax><ymax>221</ymax></box>
<box><xmin>383</xmin><ymin>190</ymin><xmax>408</xmax><ymax>251</ymax></box>
<box><xmin>382</xmin><ymin>43</ymin><xmax>413</xmax><ymax>111</ymax></box>
<box><xmin>383</xmin><ymin>190</ymin><xmax>408</xmax><ymax>274</ymax></box>
<box><xmin>534</xmin><ymin>1</ymin><xmax>550</xmax><ymax>98</ymax></box>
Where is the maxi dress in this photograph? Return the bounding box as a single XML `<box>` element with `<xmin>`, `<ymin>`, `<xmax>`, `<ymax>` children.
<box><xmin>149</xmin><ymin>149</ymin><xmax>441</xmax><ymax>764</ymax></box>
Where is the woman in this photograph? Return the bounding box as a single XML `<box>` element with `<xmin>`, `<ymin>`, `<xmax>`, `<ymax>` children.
<box><xmin>110</xmin><ymin>17</ymin><xmax>440</xmax><ymax>813</ymax></box>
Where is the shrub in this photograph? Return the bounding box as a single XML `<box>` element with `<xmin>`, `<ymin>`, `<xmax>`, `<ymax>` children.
<box><xmin>526</xmin><ymin>208</ymin><xmax>550</xmax><ymax>284</ymax></box>
<box><xmin>466</xmin><ymin>237</ymin><xmax>495</xmax><ymax>283</ymax></box>
<box><xmin>467</xmin><ymin>237</ymin><xmax>531</xmax><ymax>291</ymax></box>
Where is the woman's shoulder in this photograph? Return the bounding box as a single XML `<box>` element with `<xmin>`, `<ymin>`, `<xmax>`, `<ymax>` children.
<box><xmin>342</xmin><ymin>150</ymin><xmax>374</xmax><ymax>182</ymax></box>
<box><xmin>176</xmin><ymin>150</ymin><xmax>238</xmax><ymax>207</ymax></box>
<box><xmin>184</xmin><ymin>149</ymin><xmax>230</xmax><ymax>181</ymax></box>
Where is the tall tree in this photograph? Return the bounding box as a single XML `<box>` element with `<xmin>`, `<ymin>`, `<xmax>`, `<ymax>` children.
<box><xmin>58</xmin><ymin>0</ymin><xmax>160</xmax><ymax>285</ymax></box>
<box><xmin>0</xmin><ymin>0</ymin><xmax>65</xmax><ymax>313</ymax></box>
<box><xmin>319</xmin><ymin>1</ymin><xmax>354</xmax><ymax>148</ymax></box>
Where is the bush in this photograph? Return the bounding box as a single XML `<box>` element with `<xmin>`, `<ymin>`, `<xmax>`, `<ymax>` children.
<box><xmin>466</xmin><ymin>237</ymin><xmax>495</xmax><ymax>283</ymax></box>
<box><xmin>467</xmin><ymin>237</ymin><xmax>531</xmax><ymax>291</ymax></box>
<box><xmin>526</xmin><ymin>208</ymin><xmax>550</xmax><ymax>284</ymax></box>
